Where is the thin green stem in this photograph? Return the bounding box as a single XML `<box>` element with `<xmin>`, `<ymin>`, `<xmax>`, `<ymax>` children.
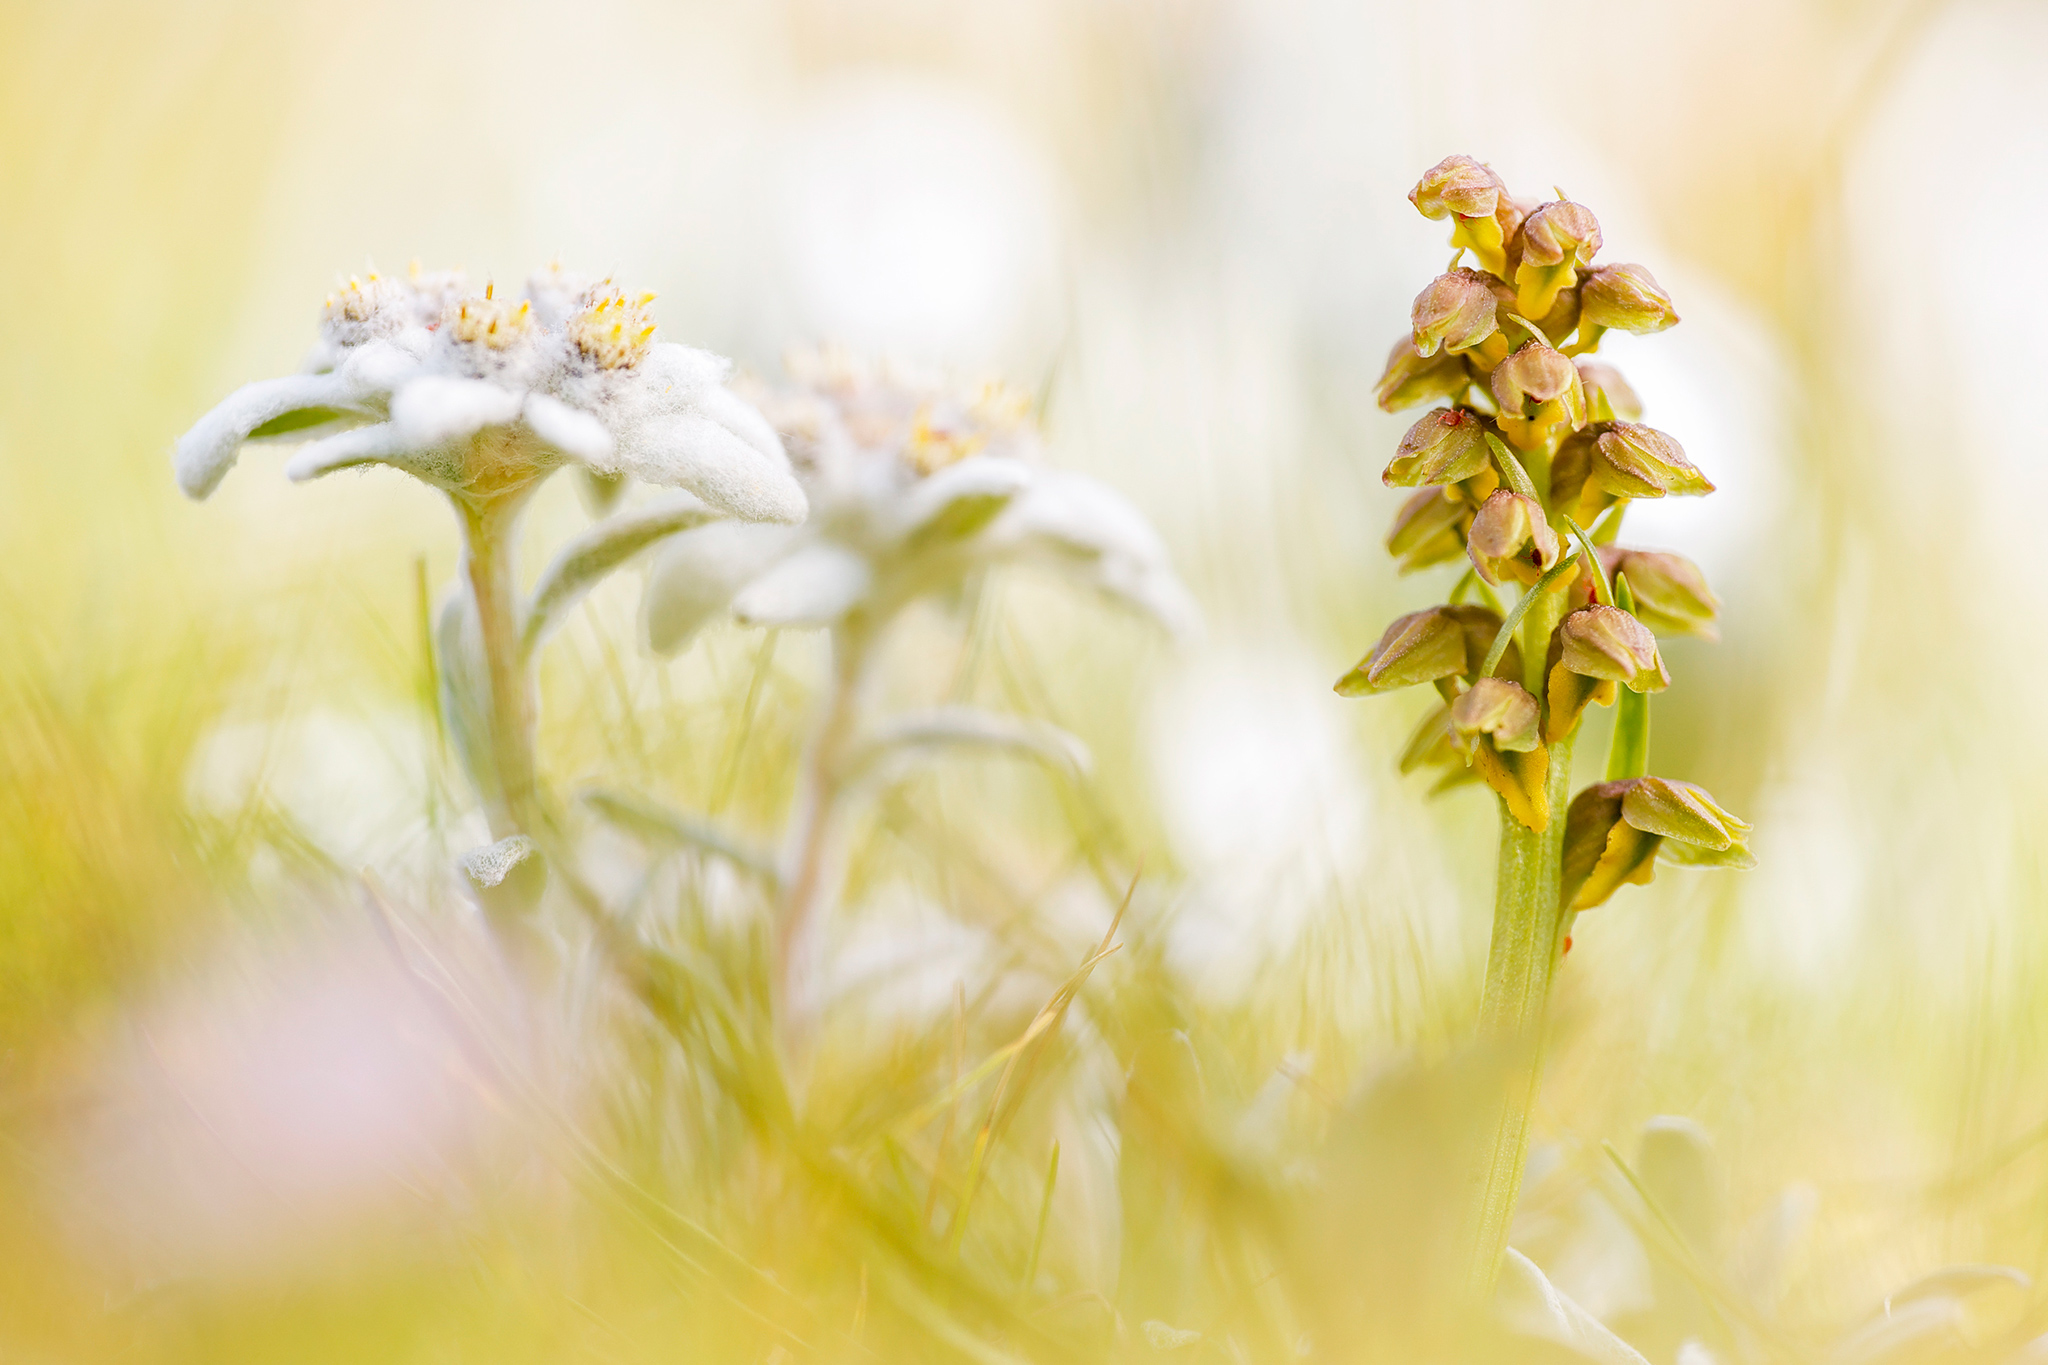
<box><xmin>1468</xmin><ymin>584</ymin><xmax>1576</xmax><ymax>1298</ymax></box>
<box><xmin>1480</xmin><ymin>548</ymin><xmax>1582</xmax><ymax>679</ymax></box>
<box><xmin>451</xmin><ymin>486</ymin><xmax>556</xmax><ymax>983</ymax></box>
<box><xmin>1561</xmin><ymin>515</ymin><xmax>1612</xmax><ymax>607</ymax></box>
<box><xmin>1484</xmin><ymin>433</ymin><xmax>1539</xmax><ymax>501</ymax></box>
<box><xmin>456</xmin><ymin>492</ymin><xmax>541</xmax><ymax>840</ymax></box>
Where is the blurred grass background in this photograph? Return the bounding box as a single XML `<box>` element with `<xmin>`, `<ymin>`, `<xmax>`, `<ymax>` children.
<box><xmin>7</xmin><ymin>0</ymin><xmax>2048</xmax><ymax>1360</ymax></box>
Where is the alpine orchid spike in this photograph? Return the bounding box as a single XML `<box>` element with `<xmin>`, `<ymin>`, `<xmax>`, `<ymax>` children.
<box><xmin>1350</xmin><ymin>155</ymin><xmax>1755</xmax><ymax>1295</ymax></box>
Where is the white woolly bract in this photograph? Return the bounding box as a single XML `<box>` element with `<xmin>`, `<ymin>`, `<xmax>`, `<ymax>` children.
<box><xmin>731</xmin><ymin>542</ymin><xmax>874</xmax><ymax>627</ymax></box>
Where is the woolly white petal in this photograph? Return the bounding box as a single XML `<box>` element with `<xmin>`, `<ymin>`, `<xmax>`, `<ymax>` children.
<box><xmin>616</xmin><ymin>414</ymin><xmax>808</xmax><ymax>524</ymax></box>
<box><xmin>522</xmin><ymin>393</ymin><xmax>616</xmax><ymax>464</ymax></box>
<box><xmin>892</xmin><ymin>456</ymin><xmax>1033</xmax><ymax>539</ymax></box>
<box><xmin>642</xmin><ymin>521</ymin><xmax>799</xmax><ymax>654</ymax></box>
<box><xmin>173</xmin><ymin>332</ymin><xmax>421</xmax><ymax>500</ymax></box>
<box><xmin>730</xmin><ymin>541</ymin><xmax>872</xmax><ymax>628</ymax></box>
<box><xmin>988</xmin><ymin>471</ymin><xmax>1201</xmax><ymax>638</ymax></box>
<box><xmin>389</xmin><ymin>376</ymin><xmax>524</xmax><ymax>449</ymax></box>
<box><xmin>285</xmin><ymin>423</ymin><xmax>464</xmax><ymax>487</ymax></box>
<box><xmin>994</xmin><ymin>470</ymin><xmax>1164</xmax><ymax>560</ymax></box>
<box><xmin>338</xmin><ymin>337</ymin><xmax>429</xmax><ymax>392</ymax></box>
<box><xmin>634</xmin><ymin>343</ymin><xmax>732</xmax><ymax>408</ymax></box>
<box><xmin>695</xmin><ymin>384</ymin><xmax>785</xmax><ymax>463</ymax></box>
<box><xmin>174</xmin><ymin>372</ymin><xmax>359</xmax><ymax>499</ymax></box>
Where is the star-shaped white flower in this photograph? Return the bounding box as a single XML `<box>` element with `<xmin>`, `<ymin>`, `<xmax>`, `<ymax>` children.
<box><xmin>175</xmin><ymin>264</ymin><xmax>807</xmax><ymax>524</ymax></box>
<box><xmin>642</xmin><ymin>348</ymin><xmax>1197</xmax><ymax>651</ymax></box>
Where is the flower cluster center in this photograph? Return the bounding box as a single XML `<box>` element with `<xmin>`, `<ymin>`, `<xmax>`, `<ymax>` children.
<box><xmin>445</xmin><ymin>284</ymin><xmax>535</xmax><ymax>351</ymax></box>
<box><xmin>569</xmin><ymin>283</ymin><xmax>658</xmax><ymax>370</ymax></box>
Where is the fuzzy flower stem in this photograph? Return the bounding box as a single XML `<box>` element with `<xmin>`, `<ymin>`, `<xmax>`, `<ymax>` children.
<box><xmin>457</xmin><ymin>490</ymin><xmax>541</xmax><ymax>840</ymax></box>
<box><xmin>1468</xmin><ymin>583</ymin><xmax>1575</xmax><ymax>1297</ymax></box>
<box><xmin>775</xmin><ymin>617</ymin><xmax>873</xmax><ymax>1045</ymax></box>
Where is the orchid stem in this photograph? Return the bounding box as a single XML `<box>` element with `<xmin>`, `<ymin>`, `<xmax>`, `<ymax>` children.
<box><xmin>1468</xmin><ymin>578</ymin><xmax>1575</xmax><ymax>1299</ymax></box>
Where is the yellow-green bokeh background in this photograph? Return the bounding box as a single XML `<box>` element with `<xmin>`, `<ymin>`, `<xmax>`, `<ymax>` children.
<box><xmin>5</xmin><ymin>0</ymin><xmax>2047</xmax><ymax>1360</ymax></box>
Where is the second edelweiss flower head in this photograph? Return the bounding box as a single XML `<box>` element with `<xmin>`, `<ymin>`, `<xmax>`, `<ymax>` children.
<box><xmin>641</xmin><ymin>347</ymin><xmax>1198</xmax><ymax>651</ymax></box>
<box><xmin>174</xmin><ymin>263</ymin><xmax>807</xmax><ymax>524</ymax></box>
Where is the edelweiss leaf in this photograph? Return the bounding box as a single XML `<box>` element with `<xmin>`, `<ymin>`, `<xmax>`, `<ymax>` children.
<box><xmin>848</xmin><ymin>707</ymin><xmax>1093</xmax><ymax>788</ymax></box>
<box><xmin>642</xmin><ymin>521</ymin><xmax>797</xmax><ymax>654</ymax></box>
<box><xmin>460</xmin><ymin>834</ymin><xmax>539</xmax><ymax>890</ymax></box>
<box><xmin>522</xmin><ymin>498</ymin><xmax>721</xmax><ymax>657</ymax></box>
<box><xmin>581</xmin><ymin>786</ymin><xmax>780</xmax><ymax>887</ymax></box>
<box><xmin>434</xmin><ymin>588</ymin><xmax>496</xmax><ymax>805</ymax></box>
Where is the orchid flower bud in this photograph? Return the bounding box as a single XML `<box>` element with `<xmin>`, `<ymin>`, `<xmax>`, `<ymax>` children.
<box><xmin>1451</xmin><ymin>676</ymin><xmax>1542</xmax><ymax>753</ymax></box>
<box><xmin>1543</xmin><ymin>626</ymin><xmax>1617</xmax><ymax>745</ymax></box>
<box><xmin>1512</xmin><ymin>200</ymin><xmax>1601</xmax><ymax>321</ymax></box>
<box><xmin>1375</xmin><ymin>335</ymin><xmax>1473</xmax><ymax>413</ymax></box>
<box><xmin>1594</xmin><ymin>422</ymin><xmax>1714</xmax><ymax>498</ymax></box>
<box><xmin>1409</xmin><ymin>155</ymin><xmax>1526</xmax><ymax>277</ymax></box>
<box><xmin>1575</xmin><ymin>360</ymin><xmax>1643</xmax><ymax>423</ymax></box>
<box><xmin>1411</xmin><ymin>268</ymin><xmax>1506</xmax><ymax>358</ymax></box>
<box><xmin>1387</xmin><ymin>488</ymin><xmax>1472</xmax><ymax>574</ymax></box>
<box><xmin>1579</xmin><ymin>263</ymin><xmax>1678</xmax><ymax>337</ymax></box>
<box><xmin>1335</xmin><ymin>604</ymin><xmax>1515</xmax><ymax>696</ymax></box>
<box><xmin>1560</xmin><ymin>604</ymin><xmax>1670</xmax><ymax>693</ymax></box>
<box><xmin>1384</xmin><ymin>407</ymin><xmax>1492</xmax><ymax>487</ymax></box>
<box><xmin>1561</xmin><ymin>782</ymin><xmax>1654</xmax><ymax>910</ymax></box>
<box><xmin>1446</xmin><ymin>603</ymin><xmax>1519</xmax><ymax>680</ymax></box>
<box><xmin>1451</xmin><ymin>676</ymin><xmax>1550</xmax><ymax>830</ymax></box>
<box><xmin>1490</xmin><ymin>340</ymin><xmax>1588</xmax><ymax>449</ymax></box>
<box><xmin>1622</xmin><ymin>776</ymin><xmax>1752</xmax><ymax>852</ymax></box>
<box><xmin>1561</xmin><ymin>776</ymin><xmax>1754</xmax><ymax>910</ymax></box>
<box><xmin>1466</xmin><ymin>490</ymin><xmax>1560</xmax><ymax>586</ymax></box>
<box><xmin>1599</xmin><ymin>546</ymin><xmax>1720</xmax><ymax>640</ymax></box>
<box><xmin>1336</xmin><ymin>608</ymin><xmax>1466</xmax><ymax>695</ymax></box>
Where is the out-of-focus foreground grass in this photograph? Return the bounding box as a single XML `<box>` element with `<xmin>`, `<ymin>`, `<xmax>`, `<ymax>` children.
<box><xmin>7</xmin><ymin>1</ymin><xmax>2048</xmax><ymax>1361</ymax></box>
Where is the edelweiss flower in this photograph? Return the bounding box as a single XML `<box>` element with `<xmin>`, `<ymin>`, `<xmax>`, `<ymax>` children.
<box><xmin>641</xmin><ymin>347</ymin><xmax>1197</xmax><ymax>650</ymax></box>
<box><xmin>175</xmin><ymin>263</ymin><xmax>806</xmax><ymax>523</ymax></box>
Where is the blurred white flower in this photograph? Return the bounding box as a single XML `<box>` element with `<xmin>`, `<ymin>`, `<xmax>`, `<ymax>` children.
<box><xmin>176</xmin><ymin>263</ymin><xmax>806</xmax><ymax>523</ymax></box>
<box><xmin>641</xmin><ymin>347</ymin><xmax>1197</xmax><ymax>651</ymax></box>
